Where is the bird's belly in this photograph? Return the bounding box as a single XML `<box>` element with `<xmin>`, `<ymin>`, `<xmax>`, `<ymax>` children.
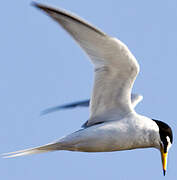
<box><xmin>71</xmin><ymin>137</ymin><xmax>137</xmax><ymax>152</ymax></box>
<box><xmin>59</xmin><ymin>122</ymin><xmax>152</xmax><ymax>152</ymax></box>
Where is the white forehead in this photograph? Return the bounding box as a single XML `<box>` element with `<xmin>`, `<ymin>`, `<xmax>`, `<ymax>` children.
<box><xmin>166</xmin><ymin>136</ymin><xmax>171</xmax><ymax>143</ymax></box>
<box><xmin>166</xmin><ymin>136</ymin><xmax>172</xmax><ymax>151</ymax></box>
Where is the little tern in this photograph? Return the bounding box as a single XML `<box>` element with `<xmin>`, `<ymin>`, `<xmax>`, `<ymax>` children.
<box><xmin>3</xmin><ymin>2</ymin><xmax>173</xmax><ymax>176</ymax></box>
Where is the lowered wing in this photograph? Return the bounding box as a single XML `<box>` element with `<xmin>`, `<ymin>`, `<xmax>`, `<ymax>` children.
<box><xmin>41</xmin><ymin>99</ymin><xmax>90</xmax><ymax>115</ymax></box>
<box><xmin>41</xmin><ymin>94</ymin><xmax>143</xmax><ymax>115</ymax></box>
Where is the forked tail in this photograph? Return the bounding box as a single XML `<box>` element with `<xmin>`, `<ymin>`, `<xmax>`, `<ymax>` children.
<box><xmin>2</xmin><ymin>141</ymin><xmax>63</xmax><ymax>158</ymax></box>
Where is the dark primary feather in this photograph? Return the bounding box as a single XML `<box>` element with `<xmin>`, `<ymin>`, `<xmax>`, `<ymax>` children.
<box><xmin>41</xmin><ymin>100</ymin><xmax>90</xmax><ymax>115</ymax></box>
<box><xmin>32</xmin><ymin>2</ymin><xmax>106</xmax><ymax>36</ymax></box>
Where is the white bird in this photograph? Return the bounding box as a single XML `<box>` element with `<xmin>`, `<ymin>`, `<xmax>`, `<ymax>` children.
<box><xmin>3</xmin><ymin>2</ymin><xmax>173</xmax><ymax>176</ymax></box>
<box><xmin>41</xmin><ymin>93</ymin><xmax>143</xmax><ymax>115</ymax></box>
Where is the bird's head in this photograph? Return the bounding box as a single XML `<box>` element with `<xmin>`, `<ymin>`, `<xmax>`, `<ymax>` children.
<box><xmin>152</xmin><ymin>119</ymin><xmax>173</xmax><ymax>176</ymax></box>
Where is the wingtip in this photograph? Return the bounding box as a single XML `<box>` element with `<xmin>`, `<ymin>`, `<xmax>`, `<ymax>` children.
<box><xmin>31</xmin><ymin>1</ymin><xmax>39</xmax><ymax>8</ymax></box>
<box><xmin>31</xmin><ymin>1</ymin><xmax>62</xmax><ymax>18</ymax></box>
<box><xmin>31</xmin><ymin>1</ymin><xmax>49</xmax><ymax>11</ymax></box>
<box><xmin>31</xmin><ymin>1</ymin><xmax>43</xmax><ymax>8</ymax></box>
<box><xmin>40</xmin><ymin>110</ymin><xmax>49</xmax><ymax>116</ymax></box>
<box><xmin>40</xmin><ymin>107</ymin><xmax>62</xmax><ymax>116</ymax></box>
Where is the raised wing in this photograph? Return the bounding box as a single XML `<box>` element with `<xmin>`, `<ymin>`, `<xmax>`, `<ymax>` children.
<box><xmin>41</xmin><ymin>93</ymin><xmax>143</xmax><ymax>115</ymax></box>
<box><xmin>34</xmin><ymin>3</ymin><xmax>140</xmax><ymax>127</ymax></box>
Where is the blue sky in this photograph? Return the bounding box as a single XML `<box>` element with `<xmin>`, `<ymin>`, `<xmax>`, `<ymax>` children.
<box><xmin>0</xmin><ymin>0</ymin><xmax>177</xmax><ymax>179</ymax></box>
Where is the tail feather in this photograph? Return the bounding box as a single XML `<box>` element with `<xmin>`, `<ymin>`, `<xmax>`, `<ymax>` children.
<box><xmin>2</xmin><ymin>141</ymin><xmax>62</xmax><ymax>158</ymax></box>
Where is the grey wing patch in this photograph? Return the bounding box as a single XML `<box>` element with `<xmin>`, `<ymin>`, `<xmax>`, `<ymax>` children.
<box><xmin>41</xmin><ymin>99</ymin><xmax>90</xmax><ymax>115</ymax></box>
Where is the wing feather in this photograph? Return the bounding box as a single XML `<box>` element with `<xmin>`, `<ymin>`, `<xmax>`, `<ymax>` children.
<box><xmin>34</xmin><ymin>3</ymin><xmax>140</xmax><ymax>127</ymax></box>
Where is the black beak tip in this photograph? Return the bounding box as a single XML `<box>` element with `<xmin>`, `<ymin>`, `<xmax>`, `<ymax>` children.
<box><xmin>163</xmin><ymin>170</ymin><xmax>166</xmax><ymax>176</ymax></box>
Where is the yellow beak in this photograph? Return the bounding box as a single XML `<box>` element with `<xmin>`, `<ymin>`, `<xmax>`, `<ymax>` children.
<box><xmin>161</xmin><ymin>148</ymin><xmax>168</xmax><ymax>176</ymax></box>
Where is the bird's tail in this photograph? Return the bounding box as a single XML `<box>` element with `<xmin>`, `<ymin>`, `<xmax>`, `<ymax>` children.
<box><xmin>2</xmin><ymin>141</ymin><xmax>63</xmax><ymax>158</ymax></box>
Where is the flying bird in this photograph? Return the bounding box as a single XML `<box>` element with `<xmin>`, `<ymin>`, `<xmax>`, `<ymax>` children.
<box><xmin>3</xmin><ymin>2</ymin><xmax>173</xmax><ymax>176</ymax></box>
